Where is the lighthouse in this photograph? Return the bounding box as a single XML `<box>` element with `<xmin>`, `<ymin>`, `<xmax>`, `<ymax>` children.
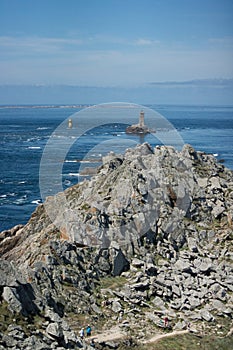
<box><xmin>68</xmin><ymin>118</ymin><xmax>73</xmax><ymax>128</ymax></box>
<box><xmin>139</xmin><ymin>110</ymin><xmax>145</xmax><ymax>128</ymax></box>
<box><xmin>126</xmin><ymin>109</ymin><xmax>151</xmax><ymax>134</ymax></box>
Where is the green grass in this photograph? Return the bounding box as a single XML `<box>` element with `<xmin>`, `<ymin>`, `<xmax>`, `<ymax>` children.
<box><xmin>97</xmin><ymin>275</ymin><xmax>128</xmax><ymax>290</ymax></box>
<box><xmin>0</xmin><ymin>300</ymin><xmax>45</xmax><ymax>335</ymax></box>
<box><xmin>118</xmin><ymin>333</ymin><xmax>233</xmax><ymax>350</ymax></box>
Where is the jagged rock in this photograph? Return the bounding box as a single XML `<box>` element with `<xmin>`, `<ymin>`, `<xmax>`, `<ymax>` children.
<box><xmin>0</xmin><ymin>143</ymin><xmax>233</xmax><ymax>346</ymax></box>
<box><xmin>91</xmin><ymin>303</ymin><xmax>102</xmax><ymax>314</ymax></box>
<box><xmin>131</xmin><ymin>279</ymin><xmax>150</xmax><ymax>291</ymax></box>
<box><xmin>0</xmin><ymin>260</ymin><xmax>26</xmax><ymax>287</ymax></box>
<box><xmin>100</xmin><ymin>340</ymin><xmax>119</xmax><ymax>349</ymax></box>
<box><xmin>209</xmin><ymin>177</ymin><xmax>222</xmax><ymax>190</ymax></box>
<box><xmin>6</xmin><ymin>324</ymin><xmax>26</xmax><ymax>341</ymax></box>
<box><xmin>63</xmin><ymin>330</ymin><xmax>80</xmax><ymax>346</ymax></box>
<box><xmin>45</xmin><ymin>309</ymin><xmax>63</xmax><ymax>323</ymax></box>
<box><xmin>174</xmin><ymin>321</ymin><xmax>187</xmax><ymax>330</ymax></box>
<box><xmin>96</xmin><ymin>256</ymin><xmax>111</xmax><ymax>273</ymax></box>
<box><xmin>111</xmin><ymin>300</ymin><xmax>122</xmax><ymax>313</ymax></box>
<box><xmin>187</xmin><ymin>237</ymin><xmax>198</xmax><ymax>252</ymax></box>
<box><xmin>112</xmin><ymin>250</ymin><xmax>130</xmax><ymax>276</ymax></box>
<box><xmin>22</xmin><ymin>335</ymin><xmax>51</xmax><ymax>350</ymax></box>
<box><xmin>145</xmin><ymin>263</ymin><xmax>157</xmax><ymax>276</ymax></box>
<box><xmin>145</xmin><ymin>312</ymin><xmax>161</xmax><ymax>324</ymax></box>
<box><xmin>2</xmin><ymin>287</ymin><xmax>23</xmax><ymax>314</ymax></box>
<box><xmin>1</xmin><ymin>333</ymin><xmax>21</xmax><ymax>348</ymax></box>
<box><xmin>197</xmin><ymin>177</ymin><xmax>208</xmax><ymax>188</ymax></box>
<box><xmin>46</xmin><ymin>322</ymin><xmax>63</xmax><ymax>339</ymax></box>
<box><xmin>151</xmin><ymin>296</ymin><xmax>166</xmax><ymax>310</ymax></box>
<box><xmin>194</xmin><ymin>258</ymin><xmax>213</xmax><ymax>273</ymax></box>
<box><xmin>212</xmin><ymin>299</ymin><xmax>232</xmax><ymax>314</ymax></box>
<box><xmin>174</xmin><ymin>259</ymin><xmax>192</xmax><ymax>273</ymax></box>
<box><xmin>172</xmin><ymin>285</ymin><xmax>181</xmax><ymax>297</ymax></box>
<box><xmin>212</xmin><ymin>205</ymin><xmax>225</xmax><ymax>218</ymax></box>
<box><xmin>131</xmin><ymin>258</ymin><xmax>145</xmax><ymax>268</ymax></box>
<box><xmin>188</xmin><ymin>296</ymin><xmax>202</xmax><ymax>310</ymax></box>
<box><xmin>3</xmin><ymin>280</ymin><xmax>38</xmax><ymax>316</ymax></box>
<box><xmin>200</xmin><ymin>309</ymin><xmax>214</xmax><ymax>322</ymax></box>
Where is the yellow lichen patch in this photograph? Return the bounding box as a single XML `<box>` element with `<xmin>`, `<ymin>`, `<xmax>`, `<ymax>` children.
<box><xmin>60</xmin><ymin>226</ymin><xmax>70</xmax><ymax>240</ymax></box>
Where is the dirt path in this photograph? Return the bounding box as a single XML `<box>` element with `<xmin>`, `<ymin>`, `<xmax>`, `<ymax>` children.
<box><xmin>87</xmin><ymin>327</ymin><xmax>190</xmax><ymax>345</ymax></box>
<box><xmin>143</xmin><ymin>329</ymin><xmax>189</xmax><ymax>344</ymax></box>
<box><xmin>89</xmin><ymin>326</ymin><xmax>127</xmax><ymax>343</ymax></box>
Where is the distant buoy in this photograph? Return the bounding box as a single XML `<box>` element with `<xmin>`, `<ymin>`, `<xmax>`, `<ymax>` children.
<box><xmin>68</xmin><ymin>118</ymin><xmax>73</xmax><ymax>128</ymax></box>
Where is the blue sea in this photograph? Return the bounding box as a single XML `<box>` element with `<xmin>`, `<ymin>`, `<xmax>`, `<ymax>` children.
<box><xmin>0</xmin><ymin>104</ymin><xmax>233</xmax><ymax>232</ymax></box>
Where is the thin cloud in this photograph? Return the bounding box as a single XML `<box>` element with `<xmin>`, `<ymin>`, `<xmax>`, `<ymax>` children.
<box><xmin>149</xmin><ymin>78</ymin><xmax>233</xmax><ymax>88</ymax></box>
<box><xmin>208</xmin><ymin>36</ymin><xmax>233</xmax><ymax>48</ymax></box>
<box><xmin>1</xmin><ymin>35</ymin><xmax>233</xmax><ymax>86</ymax></box>
<box><xmin>134</xmin><ymin>38</ymin><xmax>160</xmax><ymax>46</ymax></box>
<box><xmin>0</xmin><ymin>36</ymin><xmax>83</xmax><ymax>54</ymax></box>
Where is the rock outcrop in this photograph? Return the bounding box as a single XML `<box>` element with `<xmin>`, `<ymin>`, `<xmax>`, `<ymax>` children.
<box><xmin>0</xmin><ymin>143</ymin><xmax>233</xmax><ymax>349</ymax></box>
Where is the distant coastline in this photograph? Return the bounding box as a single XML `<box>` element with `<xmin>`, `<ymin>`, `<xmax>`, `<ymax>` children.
<box><xmin>1</xmin><ymin>104</ymin><xmax>233</xmax><ymax>110</ymax></box>
<box><xmin>0</xmin><ymin>104</ymin><xmax>91</xmax><ymax>109</ymax></box>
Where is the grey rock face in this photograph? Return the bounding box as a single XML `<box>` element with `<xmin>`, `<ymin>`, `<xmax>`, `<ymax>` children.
<box><xmin>0</xmin><ymin>143</ymin><xmax>233</xmax><ymax>347</ymax></box>
<box><xmin>2</xmin><ymin>287</ymin><xmax>22</xmax><ymax>314</ymax></box>
<box><xmin>113</xmin><ymin>250</ymin><xmax>130</xmax><ymax>276</ymax></box>
<box><xmin>200</xmin><ymin>309</ymin><xmax>214</xmax><ymax>322</ymax></box>
<box><xmin>0</xmin><ymin>260</ymin><xmax>26</xmax><ymax>287</ymax></box>
<box><xmin>46</xmin><ymin>322</ymin><xmax>63</xmax><ymax>339</ymax></box>
<box><xmin>1</xmin><ymin>260</ymin><xmax>39</xmax><ymax>317</ymax></box>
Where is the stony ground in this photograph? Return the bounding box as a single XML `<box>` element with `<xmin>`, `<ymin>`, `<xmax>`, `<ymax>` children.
<box><xmin>0</xmin><ymin>143</ymin><xmax>233</xmax><ymax>349</ymax></box>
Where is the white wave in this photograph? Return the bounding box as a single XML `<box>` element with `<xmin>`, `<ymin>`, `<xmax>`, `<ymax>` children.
<box><xmin>91</xmin><ymin>153</ymin><xmax>102</xmax><ymax>157</ymax></box>
<box><xmin>13</xmin><ymin>198</ymin><xmax>27</xmax><ymax>205</ymax></box>
<box><xmin>28</xmin><ymin>146</ymin><xmax>41</xmax><ymax>149</ymax></box>
<box><xmin>52</xmin><ymin>135</ymin><xmax>66</xmax><ymax>138</ymax></box>
<box><xmin>213</xmin><ymin>153</ymin><xmax>219</xmax><ymax>157</ymax></box>
<box><xmin>31</xmin><ymin>199</ymin><xmax>42</xmax><ymax>205</ymax></box>
<box><xmin>64</xmin><ymin>180</ymin><xmax>71</xmax><ymax>186</ymax></box>
<box><xmin>36</xmin><ymin>127</ymin><xmax>50</xmax><ymax>130</ymax></box>
<box><xmin>64</xmin><ymin>160</ymin><xmax>78</xmax><ymax>163</ymax></box>
<box><xmin>26</xmin><ymin>137</ymin><xmax>42</xmax><ymax>142</ymax></box>
<box><xmin>68</xmin><ymin>173</ymin><xmax>80</xmax><ymax>177</ymax></box>
<box><xmin>0</xmin><ymin>192</ymin><xmax>16</xmax><ymax>199</ymax></box>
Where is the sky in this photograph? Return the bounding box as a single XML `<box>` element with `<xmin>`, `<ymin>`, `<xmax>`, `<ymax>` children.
<box><xmin>0</xmin><ymin>0</ymin><xmax>233</xmax><ymax>104</ymax></box>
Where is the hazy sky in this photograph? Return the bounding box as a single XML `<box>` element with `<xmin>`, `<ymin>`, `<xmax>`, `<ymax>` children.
<box><xmin>0</xmin><ymin>0</ymin><xmax>233</xmax><ymax>104</ymax></box>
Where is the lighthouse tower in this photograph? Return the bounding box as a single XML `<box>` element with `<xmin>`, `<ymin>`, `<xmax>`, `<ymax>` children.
<box><xmin>139</xmin><ymin>110</ymin><xmax>145</xmax><ymax>128</ymax></box>
<box><xmin>68</xmin><ymin>118</ymin><xmax>73</xmax><ymax>128</ymax></box>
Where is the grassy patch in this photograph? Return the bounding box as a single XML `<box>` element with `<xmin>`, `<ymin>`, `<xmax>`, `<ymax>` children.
<box><xmin>127</xmin><ymin>333</ymin><xmax>233</xmax><ymax>350</ymax></box>
<box><xmin>0</xmin><ymin>301</ymin><xmax>45</xmax><ymax>335</ymax></box>
<box><xmin>98</xmin><ymin>275</ymin><xmax>128</xmax><ymax>290</ymax></box>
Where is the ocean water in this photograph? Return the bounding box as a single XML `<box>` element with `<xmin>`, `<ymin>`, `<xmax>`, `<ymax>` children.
<box><xmin>0</xmin><ymin>104</ymin><xmax>233</xmax><ymax>232</ymax></box>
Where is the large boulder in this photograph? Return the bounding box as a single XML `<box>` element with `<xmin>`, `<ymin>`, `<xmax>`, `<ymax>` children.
<box><xmin>113</xmin><ymin>249</ymin><xmax>130</xmax><ymax>276</ymax></box>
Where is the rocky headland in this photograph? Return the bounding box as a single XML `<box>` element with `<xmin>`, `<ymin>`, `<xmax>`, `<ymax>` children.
<box><xmin>0</xmin><ymin>143</ymin><xmax>233</xmax><ymax>349</ymax></box>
